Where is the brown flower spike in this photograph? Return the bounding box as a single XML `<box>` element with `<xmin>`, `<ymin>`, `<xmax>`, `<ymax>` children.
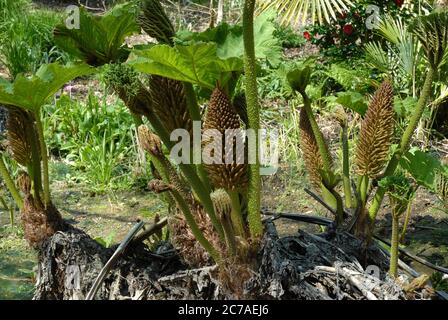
<box><xmin>203</xmin><ymin>87</ymin><xmax>247</xmax><ymax>190</ymax></box>
<box><xmin>138</xmin><ymin>125</ymin><xmax>163</xmax><ymax>157</ymax></box>
<box><xmin>355</xmin><ymin>81</ymin><xmax>395</xmax><ymax>178</ymax></box>
<box><xmin>149</xmin><ymin>76</ymin><xmax>192</xmax><ymax>133</ymax></box>
<box><xmin>7</xmin><ymin>109</ymin><xmax>34</xmax><ymax>167</ymax></box>
<box><xmin>299</xmin><ymin>108</ymin><xmax>325</xmax><ymax>189</ymax></box>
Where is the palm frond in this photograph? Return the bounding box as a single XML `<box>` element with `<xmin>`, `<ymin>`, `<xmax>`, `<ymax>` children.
<box><xmin>257</xmin><ymin>0</ymin><xmax>353</xmax><ymax>26</ymax></box>
<box><xmin>377</xmin><ymin>15</ymin><xmax>421</xmax><ymax>78</ymax></box>
<box><xmin>365</xmin><ymin>42</ymin><xmax>389</xmax><ymax>72</ymax></box>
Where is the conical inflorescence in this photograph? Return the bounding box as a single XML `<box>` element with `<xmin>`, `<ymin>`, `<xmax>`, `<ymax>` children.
<box><xmin>355</xmin><ymin>81</ymin><xmax>395</xmax><ymax>178</ymax></box>
<box><xmin>148</xmin><ymin>76</ymin><xmax>192</xmax><ymax>134</ymax></box>
<box><xmin>203</xmin><ymin>87</ymin><xmax>248</xmax><ymax>191</ymax></box>
<box><xmin>6</xmin><ymin>109</ymin><xmax>34</xmax><ymax>167</ymax></box>
<box><xmin>299</xmin><ymin>108</ymin><xmax>325</xmax><ymax>189</ymax></box>
<box><xmin>138</xmin><ymin>124</ymin><xmax>163</xmax><ymax>157</ymax></box>
<box><xmin>138</xmin><ymin>0</ymin><xmax>176</xmax><ymax>45</ymax></box>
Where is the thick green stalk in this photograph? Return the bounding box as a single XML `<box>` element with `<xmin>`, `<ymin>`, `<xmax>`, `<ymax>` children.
<box><xmin>341</xmin><ymin>126</ymin><xmax>353</xmax><ymax>208</ymax></box>
<box><xmin>197</xmin><ymin>165</ymin><xmax>212</xmax><ymax>194</ymax></box>
<box><xmin>368</xmin><ymin>68</ymin><xmax>435</xmax><ymax>221</ymax></box>
<box><xmin>354</xmin><ymin>175</ymin><xmax>371</xmax><ymax>236</ymax></box>
<box><xmin>389</xmin><ymin>214</ymin><xmax>400</xmax><ymax>278</ymax></box>
<box><xmin>0</xmin><ymin>195</ymin><xmax>8</xmax><ymax>211</ymax></box>
<box><xmin>151</xmin><ymin>156</ymin><xmax>170</xmax><ymax>183</ymax></box>
<box><xmin>9</xmin><ymin>205</ymin><xmax>14</xmax><ymax>226</ymax></box>
<box><xmin>358</xmin><ymin>175</ymin><xmax>369</xmax><ymax>206</ymax></box>
<box><xmin>227</xmin><ymin>190</ymin><xmax>246</xmax><ymax>238</ymax></box>
<box><xmin>145</xmin><ymin>109</ymin><xmax>225</xmax><ymax>241</ymax></box>
<box><xmin>0</xmin><ymin>195</ymin><xmax>14</xmax><ymax>226</ymax></box>
<box><xmin>148</xmin><ymin>155</ymin><xmax>175</xmax><ymax>208</ymax></box>
<box><xmin>302</xmin><ymin>94</ymin><xmax>332</xmax><ymax>173</ymax></box>
<box><xmin>183</xmin><ymin>82</ymin><xmax>212</xmax><ymax>193</ymax></box>
<box><xmin>183</xmin><ymin>83</ymin><xmax>202</xmax><ymax>123</ymax></box>
<box><xmin>170</xmin><ymin>188</ymin><xmax>222</xmax><ymax>264</ymax></box>
<box><xmin>330</xmin><ymin>189</ymin><xmax>344</xmax><ymax>226</ymax></box>
<box><xmin>243</xmin><ymin>0</ymin><xmax>262</xmax><ymax>238</ymax></box>
<box><xmin>35</xmin><ymin>115</ymin><xmax>51</xmax><ymax>206</ymax></box>
<box><xmin>400</xmin><ymin>200</ymin><xmax>413</xmax><ymax>243</ymax></box>
<box><xmin>396</xmin><ymin>68</ymin><xmax>435</xmax><ymax>157</ymax></box>
<box><xmin>221</xmin><ymin>214</ymin><xmax>237</xmax><ymax>256</ymax></box>
<box><xmin>178</xmin><ymin>163</ymin><xmax>225</xmax><ymax>240</ymax></box>
<box><xmin>0</xmin><ymin>155</ymin><xmax>23</xmax><ymax>210</ymax></box>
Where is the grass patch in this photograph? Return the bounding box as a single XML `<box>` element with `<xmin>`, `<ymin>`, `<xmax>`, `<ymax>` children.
<box><xmin>0</xmin><ymin>0</ymin><xmax>69</xmax><ymax>78</ymax></box>
<box><xmin>0</xmin><ymin>226</ymin><xmax>36</xmax><ymax>300</ymax></box>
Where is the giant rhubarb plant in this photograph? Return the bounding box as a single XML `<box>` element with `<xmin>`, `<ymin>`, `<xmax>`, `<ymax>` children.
<box><xmin>0</xmin><ymin>62</ymin><xmax>93</xmax><ymax>246</ymax></box>
<box><xmin>367</xmin><ymin>10</ymin><xmax>448</xmax><ymax>227</ymax></box>
<box><xmin>52</xmin><ymin>0</ymin><xmax>275</xmax><ymax>266</ymax></box>
<box><xmin>290</xmin><ymin>10</ymin><xmax>448</xmax><ymax>247</ymax></box>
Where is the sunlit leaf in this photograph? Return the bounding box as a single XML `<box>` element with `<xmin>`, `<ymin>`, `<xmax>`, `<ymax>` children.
<box><xmin>335</xmin><ymin>91</ymin><xmax>368</xmax><ymax>116</ymax></box>
<box><xmin>218</xmin><ymin>11</ymin><xmax>282</xmax><ymax>66</ymax></box>
<box><xmin>129</xmin><ymin>43</ymin><xmax>243</xmax><ymax>89</ymax></box>
<box><xmin>0</xmin><ymin>62</ymin><xmax>94</xmax><ymax>111</ymax></box>
<box><xmin>399</xmin><ymin>148</ymin><xmax>442</xmax><ymax>188</ymax></box>
<box><xmin>175</xmin><ymin>11</ymin><xmax>282</xmax><ymax>66</ymax></box>
<box><xmin>54</xmin><ymin>3</ymin><xmax>140</xmax><ymax>66</ymax></box>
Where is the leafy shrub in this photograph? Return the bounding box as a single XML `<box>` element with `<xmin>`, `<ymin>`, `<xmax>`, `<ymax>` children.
<box><xmin>273</xmin><ymin>23</ymin><xmax>306</xmax><ymax>48</ymax></box>
<box><xmin>303</xmin><ymin>0</ymin><xmax>425</xmax><ymax>60</ymax></box>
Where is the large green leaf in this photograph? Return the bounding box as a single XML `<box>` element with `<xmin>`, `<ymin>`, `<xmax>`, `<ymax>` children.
<box><xmin>399</xmin><ymin>148</ymin><xmax>442</xmax><ymax>189</ymax></box>
<box><xmin>326</xmin><ymin>64</ymin><xmax>374</xmax><ymax>93</ymax></box>
<box><xmin>175</xmin><ymin>11</ymin><xmax>282</xmax><ymax>66</ymax></box>
<box><xmin>336</xmin><ymin>91</ymin><xmax>368</xmax><ymax>116</ymax></box>
<box><xmin>393</xmin><ymin>96</ymin><xmax>417</xmax><ymax>118</ymax></box>
<box><xmin>54</xmin><ymin>3</ymin><xmax>140</xmax><ymax>66</ymax></box>
<box><xmin>217</xmin><ymin>11</ymin><xmax>281</xmax><ymax>66</ymax></box>
<box><xmin>0</xmin><ymin>62</ymin><xmax>94</xmax><ymax>111</ymax></box>
<box><xmin>129</xmin><ymin>43</ymin><xmax>243</xmax><ymax>89</ymax></box>
<box><xmin>287</xmin><ymin>65</ymin><xmax>311</xmax><ymax>94</ymax></box>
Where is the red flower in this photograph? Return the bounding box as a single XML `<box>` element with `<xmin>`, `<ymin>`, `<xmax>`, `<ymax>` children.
<box><xmin>303</xmin><ymin>31</ymin><xmax>312</xmax><ymax>41</ymax></box>
<box><xmin>395</xmin><ymin>0</ymin><xmax>404</xmax><ymax>7</ymax></box>
<box><xmin>343</xmin><ymin>24</ymin><xmax>354</xmax><ymax>35</ymax></box>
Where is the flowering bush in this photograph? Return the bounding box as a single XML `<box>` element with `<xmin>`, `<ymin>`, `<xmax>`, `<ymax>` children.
<box><xmin>303</xmin><ymin>0</ymin><xmax>420</xmax><ymax>60</ymax></box>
